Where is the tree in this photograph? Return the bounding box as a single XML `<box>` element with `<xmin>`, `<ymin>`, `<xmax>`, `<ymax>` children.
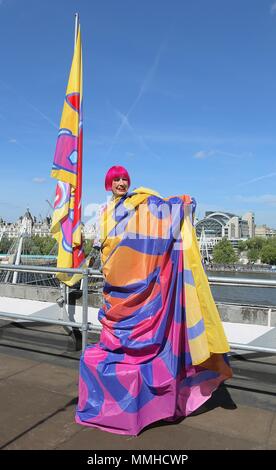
<box><xmin>260</xmin><ymin>244</ymin><xmax>276</xmax><ymax>265</ymax></box>
<box><xmin>38</xmin><ymin>236</ymin><xmax>56</xmax><ymax>255</ymax></box>
<box><xmin>84</xmin><ymin>239</ymin><xmax>93</xmax><ymax>256</ymax></box>
<box><xmin>212</xmin><ymin>239</ymin><xmax>238</xmax><ymax>264</ymax></box>
<box><xmin>0</xmin><ymin>237</ymin><xmax>12</xmax><ymax>254</ymax></box>
<box><xmin>245</xmin><ymin>237</ymin><xmax>266</xmax><ymax>251</ymax></box>
<box><xmin>22</xmin><ymin>236</ymin><xmax>56</xmax><ymax>255</ymax></box>
<box><xmin>23</xmin><ymin>237</ymin><xmax>35</xmax><ymax>254</ymax></box>
<box><xmin>237</xmin><ymin>240</ymin><xmax>247</xmax><ymax>253</ymax></box>
<box><xmin>247</xmin><ymin>248</ymin><xmax>259</xmax><ymax>263</ymax></box>
<box><xmin>240</xmin><ymin>237</ymin><xmax>267</xmax><ymax>264</ymax></box>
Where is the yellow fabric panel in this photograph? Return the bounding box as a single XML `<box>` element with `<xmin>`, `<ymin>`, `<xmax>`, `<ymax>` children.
<box><xmin>50</xmin><ymin>169</ymin><xmax>76</xmax><ymax>187</ymax></box>
<box><xmin>101</xmin><ymin>235</ymin><xmax>122</xmax><ymax>267</ymax></box>
<box><xmin>59</xmin><ymin>29</ymin><xmax>82</xmax><ymax>137</ymax></box>
<box><xmin>73</xmin><ymin>224</ymin><xmax>82</xmax><ymax>247</ymax></box>
<box><xmin>184</xmin><ymin>283</ymin><xmax>204</xmax><ymax>328</ymax></box>
<box><xmin>56</xmin><ymin>271</ymin><xmax>83</xmax><ymax>287</ymax></box>
<box><xmin>133</xmin><ymin>186</ymin><xmax>161</xmax><ymax>197</ymax></box>
<box><xmin>182</xmin><ymin>203</ymin><xmax>230</xmax><ymax>354</ymax></box>
<box><xmin>100</xmin><ymin>190</ymin><xmax>154</xmax><ymax>261</ymax></box>
<box><xmin>188</xmin><ymin>333</ymin><xmax>211</xmax><ymax>366</ymax></box>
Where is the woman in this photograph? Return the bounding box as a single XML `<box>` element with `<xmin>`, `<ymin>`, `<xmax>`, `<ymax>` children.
<box><xmin>76</xmin><ymin>165</ymin><xmax>232</xmax><ymax>435</ymax></box>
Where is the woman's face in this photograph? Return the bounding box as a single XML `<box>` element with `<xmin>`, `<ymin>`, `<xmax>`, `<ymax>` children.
<box><xmin>111</xmin><ymin>177</ymin><xmax>129</xmax><ymax>197</ymax></box>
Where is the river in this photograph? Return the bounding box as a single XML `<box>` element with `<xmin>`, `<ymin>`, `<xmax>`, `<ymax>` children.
<box><xmin>207</xmin><ymin>270</ymin><xmax>276</xmax><ymax>307</ymax></box>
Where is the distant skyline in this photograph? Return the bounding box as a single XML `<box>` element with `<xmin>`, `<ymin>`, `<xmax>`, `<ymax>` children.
<box><xmin>1</xmin><ymin>1</ymin><xmax>276</xmax><ymax>227</ymax></box>
<box><xmin>1</xmin><ymin>203</ymin><xmax>274</xmax><ymax>232</ymax></box>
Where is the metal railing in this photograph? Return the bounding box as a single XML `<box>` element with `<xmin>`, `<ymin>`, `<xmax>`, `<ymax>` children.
<box><xmin>208</xmin><ymin>276</ymin><xmax>276</xmax><ymax>288</ymax></box>
<box><xmin>0</xmin><ymin>264</ymin><xmax>276</xmax><ymax>353</ymax></box>
<box><xmin>208</xmin><ymin>275</ymin><xmax>276</xmax><ymax>354</ymax></box>
<box><xmin>0</xmin><ymin>263</ymin><xmax>101</xmax><ymax>352</ymax></box>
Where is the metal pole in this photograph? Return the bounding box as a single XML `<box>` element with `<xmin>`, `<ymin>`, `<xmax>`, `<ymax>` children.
<box><xmin>61</xmin><ymin>282</ymin><xmax>68</xmax><ymax>322</ymax></box>
<box><xmin>82</xmin><ymin>269</ymin><xmax>89</xmax><ymax>352</ymax></box>
<box><xmin>0</xmin><ymin>263</ymin><xmax>100</xmax><ymax>275</ymax></box>
<box><xmin>74</xmin><ymin>12</ymin><xmax>79</xmax><ymax>46</ymax></box>
<box><xmin>12</xmin><ymin>235</ymin><xmax>24</xmax><ymax>284</ymax></box>
<box><xmin>230</xmin><ymin>343</ymin><xmax>276</xmax><ymax>354</ymax></box>
<box><xmin>208</xmin><ymin>276</ymin><xmax>276</xmax><ymax>287</ymax></box>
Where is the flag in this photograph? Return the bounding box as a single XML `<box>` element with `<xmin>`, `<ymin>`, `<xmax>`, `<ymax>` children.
<box><xmin>50</xmin><ymin>24</ymin><xmax>86</xmax><ymax>286</ymax></box>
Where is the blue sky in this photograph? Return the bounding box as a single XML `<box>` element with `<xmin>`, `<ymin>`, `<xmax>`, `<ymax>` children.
<box><xmin>1</xmin><ymin>0</ymin><xmax>276</xmax><ymax>227</ymax></box>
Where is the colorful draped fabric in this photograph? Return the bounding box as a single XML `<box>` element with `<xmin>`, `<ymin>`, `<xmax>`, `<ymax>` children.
<box><xmin>50</xmin><ymin>26</ymin><xmax>86</xmax><ymax>286</ymax></box>
<box><xmin>76</xmin><ymin>187</ymin><xmax>232</xmax><ymax>435</ymax></box>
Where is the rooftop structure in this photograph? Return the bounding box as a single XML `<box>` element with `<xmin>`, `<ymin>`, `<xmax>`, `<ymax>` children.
<box><xmin>196</xmin><ymin>210</ymin><xmax>255</xmax><ymax>240</ymax></box>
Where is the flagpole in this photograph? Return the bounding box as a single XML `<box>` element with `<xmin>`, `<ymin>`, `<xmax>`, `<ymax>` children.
<box><xmin>74</xmin><ymin>12</ymin><xmax>79</xmax><ymax>46</ymax></box>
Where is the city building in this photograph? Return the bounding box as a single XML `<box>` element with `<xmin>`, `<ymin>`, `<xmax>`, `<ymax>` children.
<box><xmin>83</xmin><ymin>222</ymin><xmax>97</xmax><ymax>241</ymax></box>
<box><xmin>255</xmin><ymin>224</ymin><xmax>276</xmax><ymax>238</ymax></box>
<box><xmin>196</xmin><ymin>210</ymin><xmax>255</xmax><ymax>241</ymax></box>
<box><xmin>0</xmin><ymin>209</ymin><xmax>98</xmax><ymax>242</ymax></box>
<box><xmin>196</xmin><ymin>210</ymin><xmax>256</xmax><ymax>257</ymax></box>
<box><xmin>0</xmin><ymin>210</ymin><xmax>52</xmax><ymax>240</ymax></box>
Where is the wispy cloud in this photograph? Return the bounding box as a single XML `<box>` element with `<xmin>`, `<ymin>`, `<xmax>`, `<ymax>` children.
<box><xmin>32</xmin><ymin>177</ymin><xmax>46</xmax><ymax>184</ymax></box>
<box><xmin>238</xmin><ymin>172</ymin><xmax>276</xmax><ymax>187</ymax></box>
<box><xmin>144</xmin><ymin>133</ymin><xmax>225</xmax><ymax>145</ymax></box>
<box><xmin>193</xmin><ymin>149</ymin><xmax>252</xmax><ymax>160</ymax></box>
<box><xmin>26</xmin><ymin>101</ymin><xmax>58</xmax><ymax>129</ymax></box>
<box><xmin>112</xmin><ymin>108</ymin><xmax>160</xmax><ymax>159</ymax></box>
<box><xmin>271</xmin><ymin>2</ymin><xmax>276</xmax><ymax>15</ymax></box>
<box><xmin>194</xmin><ymin>150</ymin><xmax>216</xmax><ymax>159</ymax></box>
<box><xmin>7</xmin><ymin>137</ymin><xmax>29</xmax><ymax>151</ymax></box>
<box><xmin>107</xmin><ymin>41</ymin><xmax>166</xmax><ymax>154</ymax></box>
<box><xmin>0</xmin><ymin>79</ymin><xmax>58</xmax><ymax>130</ymax></box>
<box><xmin>143</xmin><ymin>131</ymin><xmax>276</xmax><ymax>147</ymax></box>
<box><xmin>236</xmin><ymin>194</ymin><xmax>276</xmax><ymax>205</ymax></box>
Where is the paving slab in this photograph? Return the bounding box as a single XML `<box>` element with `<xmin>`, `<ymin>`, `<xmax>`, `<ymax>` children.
<box><xmin>0</xmin><ymin>353</ymin><xmax>39</xmax><ymax>379</ymax></box>
<box><xmin>0</xmin><ymin>341</ymin><xmax>275</xmax><ymax>451</ymax></box>
<box><xmin>185</xmin><ymin>404</ymin><xmax>275</xmax><ymax>445</ymax></box>
<box><xmin>4</xmin><ymin>402</ymin><xmax>81</xmax><ymax>450</ymax></box>
<box><xmin>56</xmin><ymin>420</ymin><xmax>259</xmax><ymax>450</ymax></box>
<box><xmin>0</xmin><ymin>380</ymin><xmax>72</xmax><ymax>448</ymax></box>
<box><xmin>268</xmin><ymin>413</ymin><xmax>276</xmax><ymax>449</ymax></box>
<box><xmin>4</xmin><ymin>362</ymin><xmax>79</xmax><ymax>396</ymax></box>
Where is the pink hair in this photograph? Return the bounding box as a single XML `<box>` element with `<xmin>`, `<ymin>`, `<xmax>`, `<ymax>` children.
<box><xmin>105</xmin><ymin>165</ymin><xmax>131</xmax><ymax>191</ymax></box>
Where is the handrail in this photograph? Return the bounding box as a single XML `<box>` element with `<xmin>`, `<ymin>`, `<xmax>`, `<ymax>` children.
<box><xmin>0</xmin><ymin>311</ymin><xmax>102</xmax><ymax>332</ymax></box>
<box><xmin>208</xmin><ymin>275</ymin><xmax>276</xmax><ymax>288</ymax></box>
<box><xmin>0</xmin><ymin>264</ymin><xmax>276</xmax><ymax>354</ymax></box>
<box><xmin>0</xmin><ymin>263</ymin><xmax>93</xmax><ymax>352</ymax></box>
<box><xmin>0</xmin><ymin>263</ymin><xmax>100</xmax><ymax>275</ymax></box>
<box><xmin>3</xmin><ymin>264</ymin><xmax>274</xmax><ymax>287</ymax></box>
<box><xmin>229</xmin><ymin>343</ymin><xmax>276</xmax><ymax>354</ymax></box>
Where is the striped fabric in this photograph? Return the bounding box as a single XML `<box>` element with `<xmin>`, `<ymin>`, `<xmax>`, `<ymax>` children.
<box><xmin>76</xmin><ymin>187</ymin><xmax>232</xmax><ymax>435</ymax></box>
<box><xmin>50</xmin><ymin>27</ymin><xmax>86</xmax><ymax>286</ymax></box>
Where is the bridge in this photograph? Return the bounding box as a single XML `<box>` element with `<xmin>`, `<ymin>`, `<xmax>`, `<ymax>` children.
<box><xmin>0</xmin><ymin>264</ymin><xmax>275</xmax><ymax>450</ymax></box>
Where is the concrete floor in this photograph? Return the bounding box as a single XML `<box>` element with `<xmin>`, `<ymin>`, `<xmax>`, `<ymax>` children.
<box><xmin>0</xmin><ymin>322</ymin><xmax>275</xmax><ymax>451</ymax></box>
